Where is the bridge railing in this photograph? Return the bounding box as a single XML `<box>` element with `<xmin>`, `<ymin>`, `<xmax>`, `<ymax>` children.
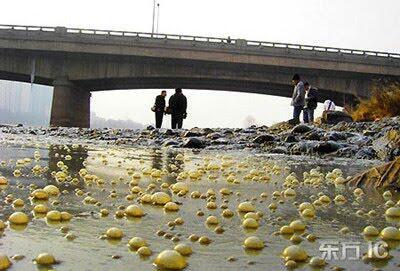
<box><xmin>0</xmin><ymin>24</ymin><xmax>399</xmax><ymax>59</ymax></box>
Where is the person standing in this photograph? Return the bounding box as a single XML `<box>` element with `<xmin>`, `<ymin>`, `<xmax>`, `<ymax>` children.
<box><xmin>304</xmin><ymin>82</ymin><xmax>318</xmax><ymax>123</ymax></box>
<box><xmin>153</xmin><ymin>90</ymin><xmax>167</xmax><ymax>128</ymax></box>
<box><xmin>290</xmin><ymin>74</ymin><xmax>306</xmax><ymax>123</ymax></box>
<box><xmin>168</xmin><ymin>88</ymin><xmax>187</xmax><ymax>129</ymax></box>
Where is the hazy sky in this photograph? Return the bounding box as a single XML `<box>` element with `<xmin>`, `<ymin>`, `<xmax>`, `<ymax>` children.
<box><xmin>2</xmin><ymin>0</ymin><xmax>399</xmax><ymax>128</ymax></box>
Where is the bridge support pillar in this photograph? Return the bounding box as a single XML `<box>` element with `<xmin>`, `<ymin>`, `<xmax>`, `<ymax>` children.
<box><xmin>50</xmin><ymin>78</ymin><xmax>91</xmax><ymax>128</ymax></box>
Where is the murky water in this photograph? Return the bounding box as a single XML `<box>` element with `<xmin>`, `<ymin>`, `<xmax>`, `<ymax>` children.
<box><xmin>0</xmin><ymin>135</ymin><xmax>399</xmax><ymax>271</ymax></box>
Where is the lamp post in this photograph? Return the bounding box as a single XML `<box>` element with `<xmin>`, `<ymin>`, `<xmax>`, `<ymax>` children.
<box><xmin>151</xmin><ymin>0</ymin><xmax>156</xmax><ymax>34</ymax></box>
<box><xmin>156</xmin><ymin>3</ymin><xmax>160</xmax><ymax>33</ymax></box>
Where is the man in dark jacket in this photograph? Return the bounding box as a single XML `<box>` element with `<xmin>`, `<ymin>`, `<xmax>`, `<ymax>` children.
<box><xmin>154</xmin><ymin>90</ymin><xmax>167</xmax><ymax>128</ymax></box>
<box><xmin>303</xmin><ymin>82</ymin><xmax>318</xmax><ymax>123</ymax></box>
<box><xmin>168</xmin><ymin>88</ymin><xmax>187</xmax><ymax>129</ymax></box>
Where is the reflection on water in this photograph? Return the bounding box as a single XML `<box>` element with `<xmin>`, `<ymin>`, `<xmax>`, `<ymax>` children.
<box><xmin>0</xmin><ymin>139</ymin><xmax>399</xmax><ymax>271</ymax></box>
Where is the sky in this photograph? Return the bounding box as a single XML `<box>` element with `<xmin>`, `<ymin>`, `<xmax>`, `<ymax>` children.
<box><xmin>2</xmin><ymin>0</ymin><xmax>399</xmax><ymax>128</ymax></box>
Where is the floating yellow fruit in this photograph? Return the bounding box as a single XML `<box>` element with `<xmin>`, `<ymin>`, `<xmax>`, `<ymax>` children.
<box><xmin>61</xmin><ymin>212</ymin><xmax>72</xmax><ymax>221</ymax></box>
<box><xmin>380</xmin><ymin>227</ymin><xmax>400</xmax><ymax>240</ymax></box>
<box><xmin>244</xmin><ymin>213</ymin><xmax>260</xmax><ymax>223</ymax></box>
<box><xmin>385</xmin><ymin>207</ymin><xmax>400</xmax><ymax>217</ymax></box>
<box><xmin>243</xmin><ymin>236</ymin><xmax>264</xmax><ymax>250</ymax></box>
<box><xmin>174</xmin><ymin>243</ymin><xmax>192</xmax><ymax>256</ymax></box>
<box><xmin>137</xmin><ymin>246</ymin><xmax>152</xmax><ymax>256</ymax></box>
<box><xmin>0</xmin><ymin>176</ymin><xmax>8</xmax><ymax>185</ymax></box>
<box><xmin>128</xmin><ymin>237</ymin><xmax>147</xmax><ymax>249</ymax></box>
<box><xmin>222</xmin><ymin>209</ymin><xmax>234</xmax><ymax>218</ymax></box>
<box><xmin>125</xmin><ymin>205</ymin><xmax>144</xmax><ymax>217</ymax></box>
<box><xmin>154</xmin><ymin>250</ymin><xmax>187</xmax><ymax>270</ymax></box>
<box><xmin>363</xmin><ymin>226</ymin><xmax>379</xmax><ymax>236</ymax></box>
<box><xmin>301</xmin><ymin>208</ymin><xmax>315</xmax><ymax>218</ymax></box>
<box><xmin>31</xmin><ymin>189</ymin><xmax>49</xmax><ymax>200</ymax></box>
<box><xmin>46</xmin><ymin>210</ymin><xmax>62</xmax><ymax>221</ymax></box>
<box><xmin>33</xmin><ymin>204</ymin><xmax>49</xmax><ymax>213</ymax></box>
<box><xmin>8</xmin><ymin>212</ymin><xmax>29</xmax><ymax>224</ymax></box>
<box><xmin>106</xmin><ymin>227</ymin><xmax>123</xmax><ymax>239</ymax></box>
<box><xmin>282</xmin><ymin>245</ymin><xmax>308</xmax><ymax>262</ymax></box>
<box><xmin>284</xmin><ymin>188</ymin><xmax>296</xmax><ymax>197</ymax></box>
<box><xmin>289</xmin><ymin>220</ymin><xmax>305</xmax><ymax>231</ymax></box>
<box><xmin>43</xmin><ymin>185</ymin><xmax>60</xmax><ymax>196</ymax></box>
<box><xmin>0</xmin><ymin>254</ymin><xmax>12</xmax><ymax>269</ymax></box>
<box><xmin>309</xmin><ymin>256</ymin><xmax>326</xmax><ymax>267</ymax></box>
<box><xmin>13</xmin><ymin>198</ymin><xmax>24</xmax><ymax>207</ymax></box>
<box><xmin>238</xmin><ymin>202</ymin><xmax>255</xmax><ymax>213</ymax></box>
<box><xmin>242</xmin><ymin>218</ymin><xmax>259</xmax><ymax>229</ymax></box>
<box><xmin>280</xmin><ymin>225</ymin><xmax>294</xmax><ymax>235</ymax></box>
<box><xmin>151</xmin><ymin>192</ymin><xmax>171</xmax><ymax>205</ymax></box>
<box><xmin>0</xmin><ymin>220</ymin><xmax>5</xmax><ymax>230</ymax></box>
<box><xmin>164</xmin><ymin>202</ymin><xmax>179</xmax><ymax>212</ymax></box>
<box><xmin>35</xmin><ymin>253</ymin><xmax>56</xmax><ymax>265</ymax></box>
<box><xmin>298</xmin><ymin>202</ymin><xmax>314</xmax><ymax>212</ymax></box>
<box><xmin>206</xmin><ymin>216</ymin><xmax>219</xmax><ymax>225</ymax></box>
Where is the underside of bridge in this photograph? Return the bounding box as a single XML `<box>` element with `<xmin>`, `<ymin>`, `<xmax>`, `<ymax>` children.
<box><xmin>0</xmin><ymin>43</ymin><xmax>398</xmax><ymax>128</ymax></box>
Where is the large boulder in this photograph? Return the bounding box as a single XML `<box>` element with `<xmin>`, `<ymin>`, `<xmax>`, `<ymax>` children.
<box><xmin>372</xmin><ymin>129</ymin><xmax>400</xmax><ymax>161</ymax></box>
<box><xmin>182</xmin><ymin>137</ymin><xmax>206</xmax><ymax>149</ymax></box>
<box><xmin>252</xmin><ymin>134</ymin><xmax>276</xmax><ymax>144</ymax></box>
<box><xmin>313</xmin><ymin>141</ymin><xmax>341</xmax><ymax>154</ymax></box>
<box><xmin>321</xmin><ymin>111</ymin><xmax>353</xmax><ymax>125</ymax></box>
<box><xmin>291</xmin><ymin>124</ymin><xmax>313</xmax><ymax>134</ymax></box>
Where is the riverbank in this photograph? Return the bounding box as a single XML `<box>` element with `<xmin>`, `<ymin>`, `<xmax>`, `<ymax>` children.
<box><xmin>1</xmin><ymin>116</ymin><xmax>399</xmax><ymax>162</ymax></box>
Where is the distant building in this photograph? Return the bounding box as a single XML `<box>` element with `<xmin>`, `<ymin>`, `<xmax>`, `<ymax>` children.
<box><xmin>0</xmin><ymin>80</ymin><xmax>53</xmax><ymax>126</ymax></box>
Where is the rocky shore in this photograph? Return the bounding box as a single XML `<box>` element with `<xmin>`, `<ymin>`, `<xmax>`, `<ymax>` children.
<box><xmin>1</xmin><ymin>116</ymin><xmax>399</xmax><ymax>163</ymax></box>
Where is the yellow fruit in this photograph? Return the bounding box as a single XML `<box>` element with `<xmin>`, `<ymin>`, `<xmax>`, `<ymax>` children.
<box><xmin>242</xmin><ymin>218</ymin><xmax>259</xmax><ymax>229</ymax></box>
<box><xmin>137</xmin><ymin>246</ymin><xmax>152</xmax><ymax>256</ymax></box>
<box><xmin>380</xmin><ymin>227</ymin><xmax>400</xmax><ymax>240</ymax></box>
<box><xmin>280</xmin><ymin>225</ymin><xmax>294</xmax><ymax>235</ymax></box>
<box><xmin>289</xmin><ymin>220</ymin><xmax>306</xmax><ymax>231</ymax></box>
<box><xmin>206</xmin><ymin>216</ymin><xmax>219</xmax><ymax>225</ymax></box>
<box><xmin>43</xmin><ymin>185</ymin><xmax>60</xmax><ymax>196</ymax></box>
<box><xmin>238</xmin><ymin>202</ymin><xmax>255</xmax><ymax>212</ymax></box>
<box><xmin>151</xmin><ymin>192</ymin><xmax>171</xmax><ymax>205</ymax></box>
<box><xmin>35</xmin><ymin>253</ymin><xmax>56</xmax><ymax>265</ymax></box>
<box><xmin>125</xmin><ymin>205</ymin><xmax>144</xmax><ymax>217</ymax></box>
<box><xmin>174</xmin><ymin>243</ymin><xmax>192</xmax><ymax>256</ymax></box>
<box><xmin>8</xmin><ymin>212</ymin><xmax>29</xmax><ymax>224</ymax></box>
<box><xmin>309</xmin><ymin>257</ymin><xmax>326</xmax><ymax>267</ymax></box>
<box><xmin>154</xmin><ymin>250</ymin><xmax>187</xmax><ymax>270</ymax></box>
<box><xmin>0</xmin><ymin>254</ymin><xmax>12</xmax><ymax>269</ymax></box>
<box><xmin>385</xmin><ymin>207</ymin><xmax>400</xmax><ymax>217</ymax></box>
<box><xmin>282</xmin><ymin>245</ymin><xmax>308</xmax><ymax>262</ymax></box>
<box><xmin>0</xmin><ymin>176</ymin><xmax>8</xmax><ymax>185</ymax></box>
<box><xmin>33</xmin><ymin>204</ymin><xmax>49</xmax><ymax>213</ymax></box>
<box><xmin>46</xmin><ymin>210</ymin><xmax>62</xmax><ymax>221</ymax></box>
<box><xmin>31</xmin><ymin>189</ymin><xmax>49</xmax><ymax>200</ymax></box>
<box><xmin>128</xmin><ymin>237</ymin><xmax>147</xmax><ymax>249</ymax></box>
<box><xmin>363</xmin><ymin>226</ymin><xmax>379</xmax><ymax>236</ymax></box>
<box><xmin>243</xmin><ymin>236</ymin><xmax>264</xmax><ymax>250</ymax></box>
<box><xmin>164</xmin><ymin>202</ymin><xmax>179</xmax><ymax>212</ymax></box>
<box><xmin>106</xmin><ymin>227</ymin><xmax>123</xmax><ymax>239</ymax></box>
<box><xmin>61</xmin><ymin>212</ymin><xmax>72</xmax><ymax>221</ymax></box>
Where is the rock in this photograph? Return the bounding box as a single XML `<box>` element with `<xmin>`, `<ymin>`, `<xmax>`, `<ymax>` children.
<box><xmin>164</xmin><ymin>140</ymin><xmax>180</xmax><ymax>147</ymax></box>
<box><xmin>372</xmin><ymin>129</ymin><xmax>400</xmax><ymax>161</ymax></box>
<box><xmin>183</xmin><ymin>129</ymin><xmax>203</xmax><ymax>137</ymax></box>
<box><xmin>321</xmin><ymin>111</ymin><xmax>353</xmax><ymax>125</ymax></box>
<box><xmin>346</xmin><ymin>157</ymin><xmax>400</xmax><ymax>188</ymax></box>
<box><xmin>270</xmin><ymin>146</ymin><xmax>288</xmax><ymax>154</ymax></box>
<box><xmin>252</xmin><ymin>134</ymin><xmax>275</xmax><ymax>144</ymax></box>
<box><xmin>314</xmin><ymin>141</ymin><xmax>341</xmax><ymax>154</ymax></box>
<box><xmin>284</xmin><ymin>135</ymin><xmax>298</xmax><ymax>143</ymax></box>
<box><xmin>182</xmin><ymin>137</ymin><xmax>206</xmax><ymax>149</ymax></box>
<box><xmin>324</xmin><ymin>132</ymin><xmax>347</xmax><ymax>141</ymax></box>
<box><xmin>291</xmin><ymin>124</ymin><xmax>312</xmax><ymax>134</ymax></box>
<box><xmin>206</xmin><ymin>132</ymin><xmax>223</xmax><ymax>140</ymax></box>
<box><xmin>290</xmin><ymin>141</ymin><xmax>318</xmax><ymax>155</ymax></box>
<box><xmin>303</xmin><ymin>131</ymin><xmax>322</xmax><ymax>141</ymax></box>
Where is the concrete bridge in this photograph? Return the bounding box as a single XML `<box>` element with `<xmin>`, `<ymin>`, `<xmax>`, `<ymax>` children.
<box><xmin>0</xmin><ymin>24</ymin><xmax>399</xmax><ymax>128</ymax></box>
